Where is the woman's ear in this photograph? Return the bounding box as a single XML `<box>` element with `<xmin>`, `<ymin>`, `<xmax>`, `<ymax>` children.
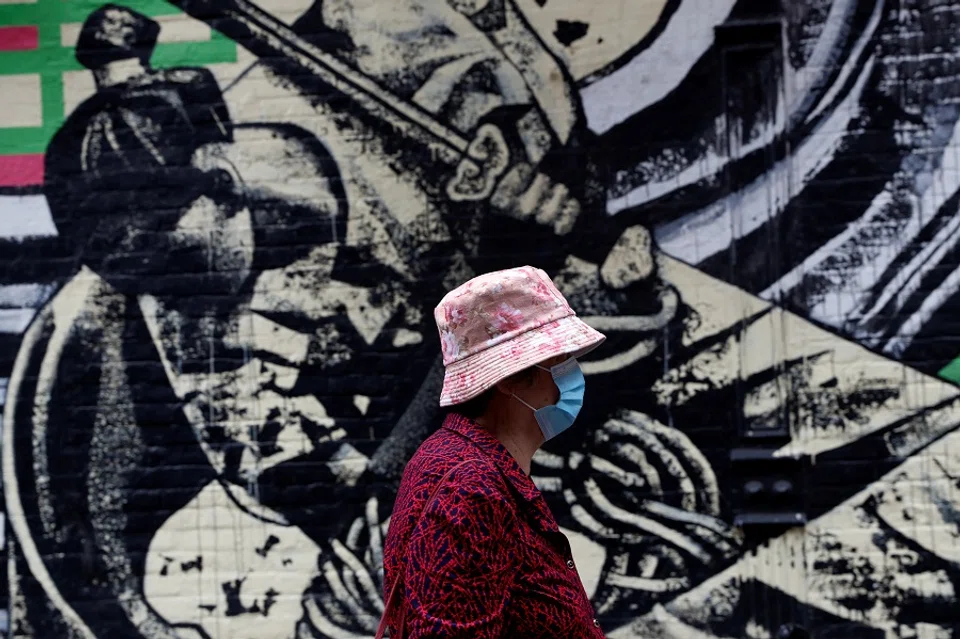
<box><xmin>493</xmin><ymin>379</ymin><xmax>514</xmax><ymax>397</ymax></box>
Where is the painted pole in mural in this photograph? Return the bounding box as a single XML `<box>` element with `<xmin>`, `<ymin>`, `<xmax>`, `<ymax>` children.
<box><xmin>167</xmin><ymin>0</ymin><xmax>644</xmax><ymax>256</ymax></box>
<box><xmin>170</xmin><ymin>0</ymin><xmax>510</xmax><ymax>195</ymax></box>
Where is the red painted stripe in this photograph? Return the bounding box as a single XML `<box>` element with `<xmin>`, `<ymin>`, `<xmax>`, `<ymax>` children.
<box><xmin>0</xmin><ymin>26</ymin><xmax>39</xmax><ymax>52</ymax></box>
<box><xmin>0</xmin><ymin>154</ymin><xmax>44</xmax><ymax>187</ymax></box>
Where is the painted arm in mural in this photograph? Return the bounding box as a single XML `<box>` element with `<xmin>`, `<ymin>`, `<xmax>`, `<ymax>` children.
<box><xmin>169</xmin><ymin>0</ymin><xmax>593</xmax><ymax>238</ymax></box>
<box><xmin>420</xmin><ymin>0</ymin><xmax>661</xmax><ymax>281</ymax></box>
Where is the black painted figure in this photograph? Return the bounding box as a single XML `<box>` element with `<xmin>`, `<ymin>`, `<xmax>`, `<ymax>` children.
<box><xmin>45</xmin><ymin>5</ymin><xmax>234</xmax><ymax>281</ymax></box>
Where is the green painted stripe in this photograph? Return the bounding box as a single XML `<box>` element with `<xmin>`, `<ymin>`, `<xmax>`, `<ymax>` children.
<box><xmin>0</xmin><ymin>38</ymin><xmax>235</xmax><ymax>74</ymax></box>
<box><xmin>0</xmin><ymin>0</ymin><xmax>182</xmax><ymax>27</ymax></box>
<box><xmin>0</xmin><ymin>126</ymin><xmax>54</xmax><ymax>155</ymax></box>
<box><xmin>36</xmin><ymin>19</ymin><xmax>60</xmax><ymax>51</ymax></box>
<box><xmin>0</xmin><ymin>41</ymin><xmax>236</xmax><ymax>155</ymax></box>
<box><xmin>40</xmin><ymin>72</ymin><xmax>62</xmax><ymax>130</ymax></box>
<box><xmin>150</xmin><ymin>37</ymin><xmax>237</xmax><ymax>68</ymax></box>
<box><xmin>0</xmin><ymin>0</ymin><xmax>238</xmax><ymax>156</ymax></box>
<box><xmin>0</xmin><ymin>48</ymin><xmax>79</xmax><ymax>75</ymax></box>
<box><xmin>939</xmin><ymin>358</ymin><xmax>960</xmax><ymax>384</ymax></box>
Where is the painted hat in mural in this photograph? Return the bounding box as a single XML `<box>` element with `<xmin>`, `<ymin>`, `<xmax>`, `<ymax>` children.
<box><xmin>434</xmin><ymin>265</ymin><xmax>606</xmax><ymax>407</ymax></box>
<box><xmin>76</xmin><ymin>4</ymin><xmax>160</xmax><ymax>70</ymax></box>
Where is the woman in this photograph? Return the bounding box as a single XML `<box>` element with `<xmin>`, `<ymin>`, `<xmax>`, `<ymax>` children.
<box><xmin>379</xmin><ymin>265</ymin><xmax>608</xmax><ymax>638</ymax></box>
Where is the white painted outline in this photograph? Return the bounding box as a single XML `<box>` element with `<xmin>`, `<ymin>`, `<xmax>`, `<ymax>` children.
<box><xmin>2</xmin><ymin>299</ymin><xmax>97</xmax><ymax>638</ymax></box>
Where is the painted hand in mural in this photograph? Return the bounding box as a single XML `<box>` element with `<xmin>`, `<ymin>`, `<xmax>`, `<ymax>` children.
<box><xmin>553</xmin><ymin>253</ymin><xmax>679</xmax><ymax>377</ymax></box>
<box><xmin>445</xmin><ymin>123</ymin><xmax>511</xmax><ymax>202</ymax></box>
<box><xmin>300</xmin><ymin>497</ymin><xmax>388</xmax><ymax>639</ymax></box>
<box><xmin>488</xmin><ymin>160</ymin><xmax>582</xmax><ymax>236</ymax></box>
<box><xmin>444</xmin><ymin>121</ymin><xmax>581</xmax><ymax>236</ymax></box>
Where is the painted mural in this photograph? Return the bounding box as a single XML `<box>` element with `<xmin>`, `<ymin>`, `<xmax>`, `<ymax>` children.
<box><xmin>2</xmin><ymin>0</ymin><xmax>960</xmax><ymax>637</ymax></box>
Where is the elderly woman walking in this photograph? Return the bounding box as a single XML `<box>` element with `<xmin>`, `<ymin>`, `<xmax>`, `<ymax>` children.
<box><xmin>378</xmin><ymin>265</ymin><xmax>608</xmax><ymax>638</ymax></box>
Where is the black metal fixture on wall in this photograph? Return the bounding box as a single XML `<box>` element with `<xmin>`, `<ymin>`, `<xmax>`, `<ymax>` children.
<box><xmin>716</xmin><ymin>1</ymin><xmax>810</xmax><ymax>544</ymax></box>
<box><xmin>730</xmin><ymin>447</ymin><xmax>807</xmax><ymax>529</ymax></box>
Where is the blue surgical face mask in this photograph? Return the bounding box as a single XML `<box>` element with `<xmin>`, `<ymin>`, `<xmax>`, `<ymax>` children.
<box><xmin>513</xmin><ymin>358</ymin><xmax>586</xmax><ymax>441</ymax></box>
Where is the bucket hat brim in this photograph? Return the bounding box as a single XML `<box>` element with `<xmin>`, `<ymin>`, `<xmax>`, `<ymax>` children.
<box><xmin>439</xmin><ymin>314</ymin><xmax>605</xmax><ymax>407</ymax></box>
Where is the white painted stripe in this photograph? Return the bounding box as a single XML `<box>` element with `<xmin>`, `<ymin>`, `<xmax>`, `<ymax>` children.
<box><xmin>787</xmin><ymin>0</ymin><xmax>861</xmax><ymax>124</ymax></box>
<box><xmin>802</xmin><ymin>0</ymin><xmax>883</xmax><ymax>126</ymax></box>
<box><xmin>882</xmin><ymin>256</ymin><xmax>960</xmax><ymax>357</ymax></box>
<box><xmin>759</xmin><ymin>190</ymin><xmax>895</xmax><ymax>303</ymax></box>
<box><xmin>0</xmin><ymin>194</ymin><xmax>57</xmax><ymax>240</ymax></box>
<box><xmin>653</xmin><ymin>54</ymin><xmax>875</xmax><ymax>265</ymax></box>
<box><xmin>764</xmin><ymin>92</ymin><xmax>960</xmax><ymax>326</ymax></box>
<box><xmin>0</xmin><ymin>283</ymin><xmax>56</xmax><ymax>309</ymax></box>
<box><xmin>0</xmin><ymin>378</ymin><xmax>7</xmax><ymax>407</ymax></box>
<box><xmin>60</xmin><ymin>13</ymin><xmax>212</xmax><ymax>48</ymax></box>
<box><xmin>3</xmin><ymin>299</ymin><xmax>98</xmax><ymax>639</ymax></box>
<box><xmin>603</xmin><ymin>0</ymin><xmax>881</xmax><ymax>216</ymax></box>
<box><xmin>580</xmin><ymin>0</ymin><xmax>737</xmax><ymax>135</ymax></box>
<box><xmin>606</xmin><ymin>125</ymin><xmax>773</xmax><ymax>215</ymax></box>
<box><xmin>849</xmin><ymin>183</ymin><xmax>960</xmax><ymax>328</ymax></box>
<box><xmin>0</xmin><ymin>309</ymin><xmax>36</xmax><ymax>334</ymax></box>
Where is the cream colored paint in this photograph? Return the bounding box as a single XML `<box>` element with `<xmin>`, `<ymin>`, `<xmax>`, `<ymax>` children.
<box><xmin>0</xmin><ymin>75</ymin><xmax>42</xmax><ymax>128</ymax></box>
<box><xmin>61</xmin><ymin>70</ymin><xmax>96</xmax><ymax>118</ymax></box>
<box><xmin>655</xmin><ymin>255</ymin><xmax>960</xmax><ymax>458</ymax></box>
<box><xmin>563</xmin><ymin>526</ymin><xmax>606</xmax><ymax>598</ymax></box>
<box><xmin>512</xmin><ymin>0</ymin><xmax>670</xmax><ymax>82</ymax></box>
<box><xmin>2</xmin><ymin>271</ymin><xmax>104</xmax><ymax>639</ymax></box>
<box><xmin>144</xmin><ymin>480</ymin><xmax>320</xmax><ymax>638</ymax></box>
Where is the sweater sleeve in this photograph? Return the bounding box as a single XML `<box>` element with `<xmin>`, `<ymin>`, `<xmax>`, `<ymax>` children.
<box><xmin>401</xmin><ymin>464</ymin><xmax>519</xmax><ymax>638</ymax></box>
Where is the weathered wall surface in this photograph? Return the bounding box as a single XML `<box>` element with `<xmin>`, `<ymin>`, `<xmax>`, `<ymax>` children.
<box><xmin>1</xmin><ymin>0</ymin><xmax>959</xmax><ymax>637</ymax></box>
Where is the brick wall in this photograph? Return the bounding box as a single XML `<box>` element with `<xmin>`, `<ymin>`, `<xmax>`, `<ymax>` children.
<box><xmin>0</xmin><ymin>0</ymin><xmax>958</xmax><ymax>637</ymax></box>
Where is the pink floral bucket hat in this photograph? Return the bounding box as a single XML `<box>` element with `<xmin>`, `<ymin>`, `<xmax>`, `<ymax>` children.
<box><xmin>434</xmin><ymin>266</ymin><xmax>606</xmax><ymax>407</ymax></box>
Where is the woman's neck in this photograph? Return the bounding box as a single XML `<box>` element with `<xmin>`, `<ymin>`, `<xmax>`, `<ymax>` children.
<box><xmin>476</xmin><ymin>397</ymin><xmax>543</xmax><ymax>475</ymax></box>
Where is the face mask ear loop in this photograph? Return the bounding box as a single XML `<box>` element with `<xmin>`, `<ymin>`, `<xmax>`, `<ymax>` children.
<box><xmin>537</xmin><ymin>357</ymin><xmax>576</xmax><ymax>377</ymax></box>
<box><xmin>511</xmin><ymin>393</ymin><xmax>538</xmax><ymax>411</ymax></box>
<box><xmin>514</xmin><ymin>359</ymin><xmax>577</xmax><ymax>412</ymax></box>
